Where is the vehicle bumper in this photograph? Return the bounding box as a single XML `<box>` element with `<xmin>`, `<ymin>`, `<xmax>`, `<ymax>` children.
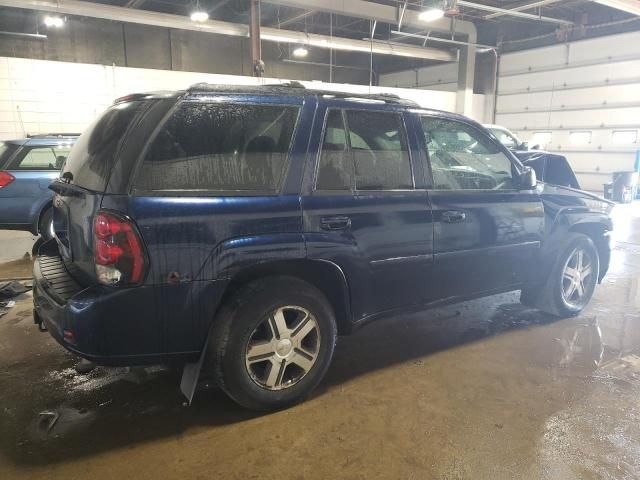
<box><xmin>33</xmin><ymin>240</ymin><xmax>220</xmax><ymax>366</ymax></box>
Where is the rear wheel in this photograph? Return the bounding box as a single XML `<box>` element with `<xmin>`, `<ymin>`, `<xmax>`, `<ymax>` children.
<box><xmin>210</xmin><ymin>277</ymin><xmax>337</xmax><ymax>411</ymax></box>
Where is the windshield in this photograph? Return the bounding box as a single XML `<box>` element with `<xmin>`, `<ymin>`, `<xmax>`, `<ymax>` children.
<box><xmin>61</xmin><ymin>101</ymin><xmax>146</xmax><ymax>191</ymax></box>
<box><xmin>488</xmin><ymin>127</ymin><xmax>521</xmax><ymax>149</ymax></box>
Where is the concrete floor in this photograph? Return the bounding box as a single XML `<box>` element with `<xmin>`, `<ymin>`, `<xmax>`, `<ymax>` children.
<box><xmin>1</xmin><ymin>204</ymin><xmax>639</xmax><ymax>480</ymax></box>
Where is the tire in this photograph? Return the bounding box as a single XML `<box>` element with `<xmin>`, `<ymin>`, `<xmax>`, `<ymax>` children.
<box><xmin>528</xmin><ymin>233</ymin><xmax>600</xmax><ymax>317</ymax></box>
<box><xmin>209</xmin><ymin>276</ymin><xmax>337</xmax><ymax>411</ymax></box>
<box><xmin>38</xmin><ymin>208</ymin><xmax>54</xmax><ymax>241</ymax></box>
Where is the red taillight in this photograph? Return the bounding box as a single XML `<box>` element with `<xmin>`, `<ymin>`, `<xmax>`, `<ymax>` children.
<box><xmin>94</xmin><ymin>211</ymin><xmax>147</xmax><ymax>286</ymax></box>
<box><xmin>0</xmin><ymin>171</ymin><xmax>15</xmax><ymax>188</ymax></box>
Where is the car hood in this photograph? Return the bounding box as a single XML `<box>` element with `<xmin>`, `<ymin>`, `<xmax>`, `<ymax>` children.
<box><xmin>538</xmin><ymin>181</ymin><xmax>614</xmax><ymax>214</ymax></box>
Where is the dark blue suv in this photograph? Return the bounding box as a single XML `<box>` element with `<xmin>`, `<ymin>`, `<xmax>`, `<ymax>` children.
<box><xmin>33</xmin><ymin>84</ymin><xmax>613</xmax><ymax>410</ymax></box>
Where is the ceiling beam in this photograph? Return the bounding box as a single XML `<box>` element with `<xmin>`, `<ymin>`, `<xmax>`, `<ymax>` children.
<box><xmin>0</xmin><ymin>0</ymin><xmax>456</xmax><ymax>61</ymax></box>
<box><xmin>457</xmin><ymin>1</ymin><xmax>574</xmax><ymax>24</ymax></box>
<box><xmin>272</xmin><ymin>10</ymin><xmax>315</xmax><ymax>27</ymax></box>
<box><xmin>592</xmin><ymin>0</ymin><xmax>640</xmax><ymax>15</ymax></box>
<box><xmin>484</xmin><ymin>0</ymin><xmax>567</xmax><ymax>20</ymax></box>
<box><xmin>262</xmin><ymin>0</ymin><xmax>478</xmax><ymax>39</ymax></box>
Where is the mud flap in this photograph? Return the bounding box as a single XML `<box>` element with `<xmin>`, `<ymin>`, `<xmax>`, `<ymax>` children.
<box><xmin>180</xmin><ymin>342</ymin><xmax>208</xmax><ymax>406</ymax></box>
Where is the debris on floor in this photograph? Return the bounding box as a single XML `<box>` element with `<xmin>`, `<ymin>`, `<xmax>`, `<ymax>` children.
<box><xmin>0</xmin><ymin>280</ymin><xmax>31</xmax><ymax>299</ymax></box>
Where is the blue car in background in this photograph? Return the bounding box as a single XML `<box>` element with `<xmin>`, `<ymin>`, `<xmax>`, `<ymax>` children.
<box><xmin>0</xmin><ymin>134</ymin><xmax>78</xmax><ymax>239</ymax></box>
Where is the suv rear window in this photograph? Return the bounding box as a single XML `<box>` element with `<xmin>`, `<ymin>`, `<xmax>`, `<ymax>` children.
<box><xmin>61</xmin><ymin>101</ymin><xmax>146</xmax><ymax>191</ymax></box>
<box><xmin>135</xmin><ymin>102</ymin><xmax>299</xmax><ymax>194</ymax></box>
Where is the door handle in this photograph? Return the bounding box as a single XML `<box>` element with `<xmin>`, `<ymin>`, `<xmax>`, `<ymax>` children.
<box><xmin>442</xmin><ymin>210</ymin><xmax>466</xmax><ymax>223</ymax></box>
<box><xmin>320</xmin><ymin>216</ymin><xmax>352</xmax><ymax>231</ymax></box>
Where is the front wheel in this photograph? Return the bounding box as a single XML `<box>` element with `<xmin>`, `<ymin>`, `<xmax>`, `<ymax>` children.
<box><xmin>210</xmin><ymin>277</ymin><xmax>337</xmax><ymax>411</ymax></box>
<box><xmin>551</xmin><ymin>233</ymin><xmax>600</xmax><ymax>316</ymax></box>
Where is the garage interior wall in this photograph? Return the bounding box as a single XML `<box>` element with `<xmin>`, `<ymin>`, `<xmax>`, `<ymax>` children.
<box><xmin>0</xmin><ymin>55</ymin><xmax>488</xmax><ymax>140</ymax></box>
<box><xmin>496</xmin><ymin>30</ymin><xmax>640</xmax><ymax>193</ymax></box>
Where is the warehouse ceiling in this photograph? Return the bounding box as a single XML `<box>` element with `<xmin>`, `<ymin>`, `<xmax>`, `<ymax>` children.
<box><xmin>1</xmin><ymin>0</ymin><xmax>638</xmax><ymax>75</ymax></box>
<box><xmin>85</xmin><ymin>0</ymin><xmax>639</xmax><ymax>43</ymax></box>
<box><xmin>76</xmin><ymin>0</ymin><xmax>638</xmax><ymax>67</ymax></box>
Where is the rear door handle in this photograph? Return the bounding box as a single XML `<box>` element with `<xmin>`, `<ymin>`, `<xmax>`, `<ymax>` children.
<box><xmin>442</xmin><ymin>210</ymin><xmax>466</xmax><ymax>223</ymax></box>
<box><xmin>320</xmin><ymin>216</ymin><xmax>352</xmax><ymax>231</ymax></box>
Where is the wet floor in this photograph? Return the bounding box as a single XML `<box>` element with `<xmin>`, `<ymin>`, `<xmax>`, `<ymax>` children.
<box><xmin>1</xmin><ymin>204</ymin><xmax>640</xmax><ymax>479</ymax></box>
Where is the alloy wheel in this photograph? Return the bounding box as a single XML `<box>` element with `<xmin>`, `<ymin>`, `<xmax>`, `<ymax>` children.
<box><xmin>245</xmin><ymin>306</ymin><xmax>321</xmax><ymax>391</ymax></box>
<box><xmin>561</xmin><ymin>247</ymin><xmax>594</xmax><ymax>309</ymax></box>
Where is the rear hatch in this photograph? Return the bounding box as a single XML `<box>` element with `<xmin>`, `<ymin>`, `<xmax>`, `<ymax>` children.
<box><xmin>49</xmin><ymin>99</ymin><xmax>155</xmax><ymax>285</ymax></box>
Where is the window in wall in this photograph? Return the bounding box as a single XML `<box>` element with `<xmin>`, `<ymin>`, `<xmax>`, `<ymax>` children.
<box><xmin>421</xmin><ymin>117</ymin><xmax>516</xmax><ymax>191</ymax></box>
<box><xmin>569</xmin><ymin>131</ymin><xmax>592</xmax><ymax>146</ymax></box>
<box><xmin>17</xmin><ymin>146</ymin><xmax>72</xmax><ymax>170</ymax></box>
<box><xmin>612</xmin><ymin>130</ymin><xmax>638</xmax><ymax>145</ymax></box>
<box><xmin>531</xmin><ymin>131</ymin><xmax>552</xmax><ymax>148</ymax></box>
<box><xmin>136</xmin><ymin>102</ymin><xmax>299</xmax><ymax>192</ymax></box>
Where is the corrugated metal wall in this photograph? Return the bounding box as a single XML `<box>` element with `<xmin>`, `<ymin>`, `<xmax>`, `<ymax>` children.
<box><xmin>496</xmin><ymin>30</ymin><xmax>640</xmax><ymax>192</ymax></box>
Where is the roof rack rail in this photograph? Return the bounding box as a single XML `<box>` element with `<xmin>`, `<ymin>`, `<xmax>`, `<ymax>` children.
<box><xmin>320</xmin><ymin>91</ymin><xmax>417</xmax><ymax>106</ymax></box>
<box><xmin>185</xmin><ymin>82</ymin><xmax>418</xmax><ymax>106</ymax></box>
<box><xmin>27</xmin><ymin>133</ymin><xmax>81</xmax><ymax>138</ymax></box>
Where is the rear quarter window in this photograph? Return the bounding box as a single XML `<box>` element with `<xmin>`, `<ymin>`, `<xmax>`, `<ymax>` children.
<box><xmin>0</xmin><ymin>142</ymin><xmax>20</xmax><ymax>167</ymax></box>
<box><xmin>134</xmin><ymin>102</ymin><xmax>299</xmax><ymax>194</ymax></box>
<box><xmin>61</xmin><ymin>101</ymin><xmax>147</xmax><ymax>191</ymax></box>
<box><xmin>14</xmin><ymin>145</ymin><xmax>72</xmax><ymax>170</ymax></box>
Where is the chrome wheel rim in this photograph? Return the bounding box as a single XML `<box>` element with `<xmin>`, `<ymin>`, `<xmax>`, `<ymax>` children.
<box><xmin>245</xmin><ymin>305</ymin><xmax>321</xmax><ymax>391</ymax></box>
<box><xmin>562</xmin><ymin>248</ymin><xmax>594</xmax><ymax>308</ymax></box>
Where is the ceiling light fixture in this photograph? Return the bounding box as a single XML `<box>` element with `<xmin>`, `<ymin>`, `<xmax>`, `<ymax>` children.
<box><xmin>44</xmin><ymin>15</ymin><xmax>65</xmax><ymax>28</ymax></box>
<box><xmin>190</xmin><ymin>10</ymin><xmax>209</xmax><ymax>22</ymax></box>
<box><xmin>292</xmin><ymin>45</ymin><xmax>309</xmax><ymax>58</ymax></box>
<box><xmin>418</xmin><ymin>8</ymin><xmax>445</xmax><ymax>22</ymax></box>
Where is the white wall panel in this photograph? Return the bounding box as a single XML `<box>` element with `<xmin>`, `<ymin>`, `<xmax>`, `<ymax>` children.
<box><xmin>379</xmin><ymin>63</ymin><xmax>458</xmax><ymax>90</ymax></box>
<box><xmin>500</xmin><ymin>44</ymin><xmax>568</xmax><ymax>73</ymax></box>
<box><xmin>0</xmin><ymin>56</ymin><xmax>469</xmax><ymax>141</ymax></box>
<box><xmin>498</xmin><ymin>107</ymin><xmax>640</xmax><ymax>130</ymax></box>
<box><xmin>497</xmin><ymin>84</ymin><xmax>640</xmax><ymax>113</ymax></box>
<box><xmin>499</xmin><ymin>59</ymin><xmax>640</xmax><ymax>93</ymax></box>
<box><xmin>496</xmin><ymin>31</ymin><xmax>640</xmax><ymax>192</ymax></box>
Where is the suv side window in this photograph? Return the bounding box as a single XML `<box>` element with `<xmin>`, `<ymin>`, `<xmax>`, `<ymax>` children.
<box><xmin>16</xmin><ymin>146</ymin><xmax>71</xmax><ymax>170</ymax></box>
<box><xmin>316</xmin><ymin>110</ymin><xmax>353</xmax><ymax>191</ymax></box>
<box><xmin>136</xmin><ymin>102</ymin><xmax>299</xmax><ymax>193</ymax></box>
<box><xmin>421</xmin><ymin>117</ymin><xmax>516</xmax><ymax>191</ymax></box>
<box><xmin>316</xmin><ymin>109</ymin><xmax>413</xmax><ymax>191</ymax></box>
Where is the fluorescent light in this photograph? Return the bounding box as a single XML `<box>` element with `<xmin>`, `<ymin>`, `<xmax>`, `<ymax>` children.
<box><xmin>418</xmin><ymin>8</ymin><xmax>445</xmax><ymax>22</ymax></box>
<box><xmin>190</xmin><ymin>11</ymin><xmax>209</xmax><ymax>22</ymax></box>
<box><xmin>569</xmin><ymin>131</ymin><xmax>592</xmax><ymax>145</ymax></box>
<box><xmin>612</xmin><ymin>130</ymin><xmax>637</xmax><ymax>145</ymax></box>
<box><xmin>44</xmin><ymin>16</ymin><xmax>64</xmax><ymax>28</ymax></box>
<box><xmin>292</xmin><ymin>46</ymin><xmax>309</xmax><ymax>58</ymax></box>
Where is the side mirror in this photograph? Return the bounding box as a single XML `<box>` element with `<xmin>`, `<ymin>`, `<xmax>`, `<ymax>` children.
<box><xmin>520</xmin><ymin>167</ymin><xmax>537</xmax><ymax>190</ymax></box>
<box><xmin>519</xmin><ymin>142</ymin><xmax>529</xmax><ymax>151</ymax></box>
<box><xmin>531</xmin><ymin>144</ymin><xmax>541</xmax><ymax>151</ymax></box>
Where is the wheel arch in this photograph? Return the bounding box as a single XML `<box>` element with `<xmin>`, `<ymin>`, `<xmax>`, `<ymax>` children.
<box><xmin>32</xmin><ymin>199</ymin><xmax>53</xmax><ymax>236</ymax></box>
<box><xmin>568</xmin><ymin>221</ymin><xmax>611</xmax><ymax>282</ymax></box>
<box><xmin>219</xmin><ymin>259</ymin><xmax>354</xmax><ymax>334</ymax></box>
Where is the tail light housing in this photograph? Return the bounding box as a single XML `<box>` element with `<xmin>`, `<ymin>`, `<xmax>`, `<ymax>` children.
<box><xmin>0</xmin><ymin>171</ymin><xmax>15</xmax><ymax>188</ymax></box>
<box><xmin>94</xmin><ymin>211</ymin><xmax>148</xmax><ymax>286</ymax></box>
